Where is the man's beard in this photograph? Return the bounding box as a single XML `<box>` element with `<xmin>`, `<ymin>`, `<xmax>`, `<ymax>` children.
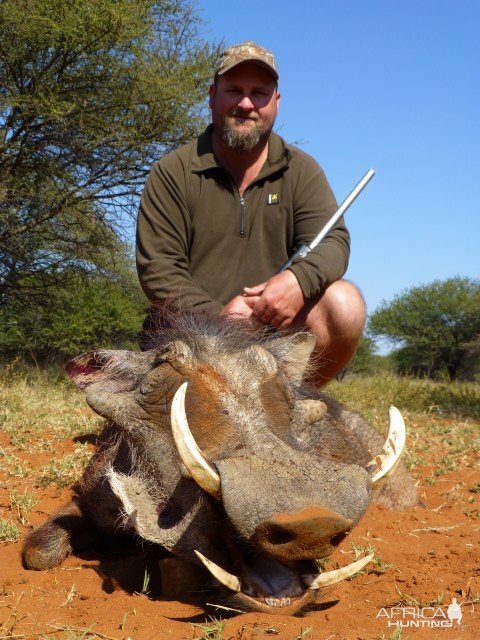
<box><xmin>221</xmin><ymin>115</ymin><xmax>272</xmax><ymax>153</ymax></box>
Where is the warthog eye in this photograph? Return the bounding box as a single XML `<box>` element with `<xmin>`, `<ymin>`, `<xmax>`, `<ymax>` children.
<box><xmin>156</xmin><ymin>499</ymin><xmax>182</xmax><ymax>528</ymax></box>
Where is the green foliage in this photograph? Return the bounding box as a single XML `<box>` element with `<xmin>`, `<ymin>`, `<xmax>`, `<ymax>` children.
<box><xmin>192</xmin><ymin>617</ymin><xmax>226</xmax><ymax>640</ymax></box>
<box><xmin>339</xmin><ymin>334</ymin><xmax>379</xmax><ymax>379</ymax></box>
<box><xmin>0</xmin><ymin>519</ymin><xmax>19</xmax><ymax>542</ymax></box>
<box><xmin>369</xmin><ymin>277</ymin><xmax>480</xmax><ymax>381</ymax></box>
<box><xmin>0</xmin><ymin>0</ymin><xmax>220</xmax><ymax>304</ymax></box>
<box><xmin>38</xmin><ymin>445</ymin><xmax>93</xmax><ymax>487</ymax></box>
<box><xmin>10</xmin><ymin>489</ymin><xmax>38</xmax><ymax>525</ymax></box>
<box><xmin>0</xmin><ymin>270</ymin><xmax>146</xmax><ymax>362</ymax></box>
<box><xmin>339</xmin><ymin>335</ymin><xmax>396</xmax><ymax>380</ymax></box>
<box><xmin>329</xmin><ymin>373</ymin><xmax>480</xmax><ymax>422</ymax></box>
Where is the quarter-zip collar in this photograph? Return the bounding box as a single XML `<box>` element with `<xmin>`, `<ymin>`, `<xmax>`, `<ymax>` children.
<box><xmin>191</xmin><ymin>124</ymin><xmax>291</xmax><ymax>184</ymax></box>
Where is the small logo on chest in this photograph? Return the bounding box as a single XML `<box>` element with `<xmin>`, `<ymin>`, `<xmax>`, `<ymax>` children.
<box><xmin>267</xmin><ymin>193</ymin><xmax>279</xmax><ymax>205</ymax></box>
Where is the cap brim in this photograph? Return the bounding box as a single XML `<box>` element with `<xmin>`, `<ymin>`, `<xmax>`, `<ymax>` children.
<box><xmin>217</xmin><ymin>58</ymin><xmax>278</xmax><ymax>80</ymax></box>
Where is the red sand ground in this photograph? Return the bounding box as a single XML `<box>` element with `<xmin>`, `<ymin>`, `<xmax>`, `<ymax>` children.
<box><xmin>1</xmin><ymin>431</ymin><xmax>479</xmax><ymax>640</ymax></box>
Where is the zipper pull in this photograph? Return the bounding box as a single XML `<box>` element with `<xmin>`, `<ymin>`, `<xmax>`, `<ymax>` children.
<box><xmin>240</xmin><ymin>196</ymin><xmax>246</xmax><ymax>237</ymax></box>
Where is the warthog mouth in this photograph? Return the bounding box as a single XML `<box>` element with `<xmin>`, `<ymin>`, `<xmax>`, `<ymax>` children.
<box><xmin>194</xmin><ymin>547</ymin><xmax>374</xmax><ymax>615</ymax></box>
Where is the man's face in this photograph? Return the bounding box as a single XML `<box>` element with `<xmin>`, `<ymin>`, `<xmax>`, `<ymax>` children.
<box><xmin>209</xmin><ymin>63</ymin><xmax>280</xmax><ymax>153</ymax></box>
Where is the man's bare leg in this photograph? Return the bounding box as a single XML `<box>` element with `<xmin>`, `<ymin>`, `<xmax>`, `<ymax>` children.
<box><xmin>293</xmin><ymin>279</ymin><xmax>366</xmax><ymax>386</ymax></box>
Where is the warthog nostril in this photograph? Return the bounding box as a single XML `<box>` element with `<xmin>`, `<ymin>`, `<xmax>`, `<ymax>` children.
<box><xmin>331</xmin><ymin>531</ymin><xmax>347</xmax><ymax>546</ymax></box>
<box><xmin>265</xmin><ymin>526</ymin><xmax>296</xmax><ymax>546</ymax></box>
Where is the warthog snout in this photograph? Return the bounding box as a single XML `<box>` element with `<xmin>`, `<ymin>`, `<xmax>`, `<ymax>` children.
<box><xmin>253</xmin><ymin>506</ymin><xmax>353</xmax><ymax>561</ymax></box>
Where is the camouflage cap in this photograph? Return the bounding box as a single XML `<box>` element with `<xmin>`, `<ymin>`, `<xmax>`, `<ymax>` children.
<box><xmin>215</xmin><ymin>41</ymin><xmax>278</xmax><ymax>81</ymax></box>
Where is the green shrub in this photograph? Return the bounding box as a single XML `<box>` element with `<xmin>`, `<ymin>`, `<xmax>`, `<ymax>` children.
<box><xmin>0</xmin><ymin>273</ymin><xmax>146</xmax><ymax>363</ymax></box>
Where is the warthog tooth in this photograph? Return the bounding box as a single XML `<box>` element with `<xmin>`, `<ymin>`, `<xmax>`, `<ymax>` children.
<box><xmin>194</xmin><ymin>550</ymin><xmax>241</xmax><ymax>593</ymax></box>
<box><xmin>170</xmin><ymin>382</ymin><xmax>222</xmax><ymax>499</ymax></box>
<box><xmin>366</xmin><ymin>406</ymin><xmax>406</xmax><ymax>483</ymax></box>
<box><xmin>264</xmin><ymin>596</ymin><xmax>291</xmax><ymax>607</ymax></box>
<box><xmin>307</xmin><ymin>552</ymin><xmax>374</xmax><ymax>590</ymax></box>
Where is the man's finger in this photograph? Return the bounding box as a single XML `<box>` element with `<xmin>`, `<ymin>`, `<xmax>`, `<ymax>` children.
<box><xmin>253</xmin><ymin>303</ymin><xmax>275</xmax><ymax>325</ymax></box>
<box><xmin>243</xmin><ymin>282</ymin><xmax>267</xmax><ymax>296</ymax></box>
<box><xmin>243</xmin><ymin>296</ymin><xmax>259</xmax><ymax>308</ymax></box>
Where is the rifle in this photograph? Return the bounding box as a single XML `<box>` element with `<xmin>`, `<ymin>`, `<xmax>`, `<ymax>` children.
<box><xmin>278</xmin><ymin>169</ymin><xmax>375</xmax><ymax>272</ymax></box>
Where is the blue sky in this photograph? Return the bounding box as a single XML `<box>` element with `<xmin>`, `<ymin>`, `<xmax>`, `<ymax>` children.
<box><xmin>197</xmin><ymin>0</ymin><xmax>479</xmax><ymax>321</ymax></box>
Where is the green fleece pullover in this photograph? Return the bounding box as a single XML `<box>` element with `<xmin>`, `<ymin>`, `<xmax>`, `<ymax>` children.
<box><xmin>136</xmin><ymin>126</ymin><xmax>350</xmax><ymax>311</ymax></box>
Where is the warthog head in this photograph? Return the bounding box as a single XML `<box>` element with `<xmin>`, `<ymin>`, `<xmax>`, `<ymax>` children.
<box><xmin>23</xmin><ymin>314</ymin><xmax>413</xmax><ymax>615</ymax></box>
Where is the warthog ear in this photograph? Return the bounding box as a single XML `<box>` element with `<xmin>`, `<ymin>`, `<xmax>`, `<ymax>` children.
<box><xmin>243</xmin><ymin>344</ymin><xmax>278</xmax><ymax>377</ymax></box>
<box><xmin>265</xmin><ymin>332</ymin><xmax>316</xmax><ymax>384</ymax></box>
<box><xmin>151</xmin><ymin>340</ymin><xmax>195</xmax><ymax>371</ymax></box>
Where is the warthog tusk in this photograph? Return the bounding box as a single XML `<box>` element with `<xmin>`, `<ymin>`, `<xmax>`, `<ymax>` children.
<box><xmin>170</xmin><ymin>382</ymin><xmax>222</xmax><ymax>499</ymax></box>
<box><xmin>366</xmin><ymin>406</ymin><xmax>406</xmax><ymax>483</ymax></box>
<box><xmin>195</xmin><ymin>550</ymin><xmax>242</xmax><ymax>592</ymax></box>
<box><xmin>306</xmin><ymin>552</ymin><xmax>374</xmax><ymax>590</ymax></box>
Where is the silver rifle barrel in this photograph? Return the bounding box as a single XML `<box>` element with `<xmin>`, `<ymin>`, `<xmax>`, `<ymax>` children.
<box><xmin>278</xmin><ymin>168</ymin><xmax>375</xmax><ymax>272</ymax></box>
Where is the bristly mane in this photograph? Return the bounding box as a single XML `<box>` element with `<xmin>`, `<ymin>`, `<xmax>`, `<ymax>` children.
<box><xmin>140</xmin><ymin>302</ymin><xmax>300</xmax><ymax>354</ymax></box>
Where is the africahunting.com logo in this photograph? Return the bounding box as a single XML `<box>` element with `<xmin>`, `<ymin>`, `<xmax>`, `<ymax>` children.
<box><xmin>377</xmin><ymin>597</ymin><xmax>463</xmax><ymax>628</ymax></box>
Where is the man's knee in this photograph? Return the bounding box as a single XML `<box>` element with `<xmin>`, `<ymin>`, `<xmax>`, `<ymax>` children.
<box><xmin>304</xmin><ymin>279</ymin><xmax>366</xmax><ymax>339</ymax></box>
<box><xmin>322</xmin><ymin>279</ymin><xmax>366</xmax><ymax>329</ymax></box>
